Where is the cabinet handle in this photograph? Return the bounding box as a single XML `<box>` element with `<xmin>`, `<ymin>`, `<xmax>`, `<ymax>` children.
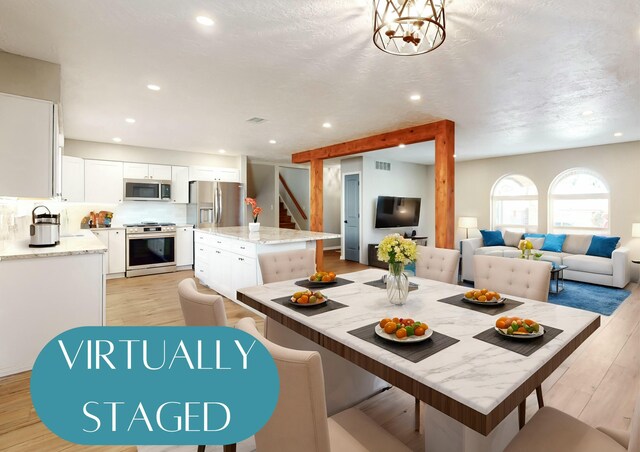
<box><xmin>238</xmin><ymin>257</ymin><xmax>244</xmax><ymax>261</ymax></box>
<box><xmin>240</xmin><ymin>246</ymin><xmax>245</xmax><ymax>249</ymax></box>
<box><xmin>216</xmin><ymin>251</ymin><xmax>221</xmax><ymax>254</ymax></box>
<box><xmin>199</xmin><ymin>248</ymin><xmax>204</xmax><ymax>251</ymax></box>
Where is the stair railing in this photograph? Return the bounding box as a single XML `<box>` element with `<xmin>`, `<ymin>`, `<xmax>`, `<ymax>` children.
<box><xmin>278</xmin><ymin>174</ymin><xmax>307</xmax><ymax>220</ymax></box>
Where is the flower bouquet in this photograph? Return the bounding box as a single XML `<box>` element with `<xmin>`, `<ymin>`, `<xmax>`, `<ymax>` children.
<box><xmin>377</xmin><ymin>234</ymin><xmax>417</xmax><ymax>305</ymax></box>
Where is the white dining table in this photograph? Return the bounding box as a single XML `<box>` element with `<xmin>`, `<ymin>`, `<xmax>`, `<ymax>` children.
<box><xmin>237</xmin><ymin>268</ymin><xmax>600</xmax><ymax>452</ymax></box>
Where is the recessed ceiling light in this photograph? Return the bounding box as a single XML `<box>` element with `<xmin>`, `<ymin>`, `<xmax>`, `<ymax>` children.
<box><xmin>613</xmin><ymin>132</ymin><xmax>623</xmax><ymax>137</ymax></box>
<box><xmin>398</xmin><ymin>144</ymin><xmax>406</xmax><ymax>148</ymax></box>
<box><xmin>269</xmin><ymin>140</ymin><xmax>277</xmax><ymax>144</ymax></box>
<box><xmin>147</xmin><ymin>84</ymin><xmax>161</xmax><ymax>91</ymax></box>
<box><xmin>322</xmin><ymin>122</ymin><xmax>332</xmax><ymax>128</ymax></box>
<box><xmin>582</xmin><ymin>110</ymin><xmax>593</xmax><ymax>116</ymax></box>
<box><xmin>410</xmin><ymin>94</ymin><xmax>421</xmax><ymax>101</ymax></box>
<box><xmin>196</xmin><ymin>16</ymin><xmax>214</xmax><ymax>26</ymax></box>
<box><xmin>112</xmin><ymin>137</ymin><xmax>122</xmax><ymax>143</ymax></box>
<box><xmin>125</xmin><ymin>118</ymin><xmax>136</xmax><ymax>124</ymax></box>
<box><xmin>218</xmin><ymin>149</ymin><xmax>226</xmax><ymax>154</ymax></box>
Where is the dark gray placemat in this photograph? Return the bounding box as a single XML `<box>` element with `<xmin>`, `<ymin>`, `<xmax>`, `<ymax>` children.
<box><xmin>271</xmin><ymin>296</ymin><xmax>348</xmax><ymax>317</ymax></box>
<box><xmin>437</xmin><ymin>294</ymin><xmax>524</xmax><ymax>315</ymax></box>
<box><xmin>363</xmin><ymin>279</ymin><xmax>420</xmax><ymax>292</ymax></box>
<box><xmin>473</xmin><ymin>325</ymin><xmax>564</xmax><ymax>357</ymax></box>
<box><xmin>348</xmin><ymin>322</ymin><xmax>459</xmax><ymax>363</ymax></box>
<box><xmin>295</xmin><ymin>277</ymin><xmax>354</xmax><ymax>289</ymax></box>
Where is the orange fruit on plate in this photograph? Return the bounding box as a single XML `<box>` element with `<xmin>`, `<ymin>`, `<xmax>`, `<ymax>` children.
<box><xmin>395</xmin><ymin>328</ymin><xmax>407</xmax><ymax>339</ymax></box>
<box><xmin>496</xmin><ymin>320</ymin><xmax>507</xmax><ymax>329</ymax></box>
<box><xmin>322</xmin><ymin>275</ymin><xmax>331</xmax><ymax>282</ymax></box>
<box><xmin>481</xmin><ymin>288</ymin><xmax>488</xmax><ymax>295</ymax></box>
<box><xmin>517</xmin><ymin>326</ymin><xmax>528</xmax><ymax>333</ymax></box>
<box><xmin>384</xmin><ymin>322</ymin><xmax>397</xmax><ymax>334</ymax></box>
<box><xmin>328</xmin><ymin>272</ymin><xmax>336</xmax><ymax>279</ymax></box>
<box><xmin>494</xmin><ymin>292</ymin><xmax>501</xmax><ymax>299</ymax></box>
<box><xmin>392</xmin><ymin>317</ymin><xmax>400</xmax><ymax>323</ymax></box>
<box><xmin>380</xmin><ymin>318</ymin><xmax>391</xmax><ymax>328</ymax></box>
<box><xmin>477</xmin><ymin>295</ymin><xmax>487</xmax><ymax>302</ymax></box>
<box><xmin>524</xmin><ymin>319</ymin><xmax>535</xmax><ymax>326</ymax></box>
<box><xmin>298</xmin><ymin>295</ymin><xmax>309</xmax><ymax>304</ymax></box>
<box><xmin>414</xmin><ymin>326</ymin><xmax>425</xmax><ymax>336</ymax></box>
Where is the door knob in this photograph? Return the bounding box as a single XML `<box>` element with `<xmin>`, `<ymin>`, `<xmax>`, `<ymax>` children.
<box><xmin>344</xmin><ymin>220</ymin><xmax>348</xmax><ymax>224</ymax></box>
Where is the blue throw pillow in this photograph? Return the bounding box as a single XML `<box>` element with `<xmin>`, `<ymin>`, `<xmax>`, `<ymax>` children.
<box><xmin>541</xmin><ymin>234</ymin><xmax>567</xmax><ymax>252</ymax></box>
<box><xmin>480</xmin><ymin>230</ymin><xmax>505</xmax><ymax>246</ymax></box>
<box><xmin>586</xmin><ymin>236</ymin><xmax>620</xmax><ymax>258</ymax></box>
<box><xmin>523</xmin><ymin>233</ymin><xmax>546</xmax><ymax>238</ymax></box>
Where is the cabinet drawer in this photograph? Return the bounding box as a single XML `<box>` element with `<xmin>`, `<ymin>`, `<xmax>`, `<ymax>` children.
<box><xmin>194</xmin><ymin>244</ymin><xmax>211</xmax><ymax>263</ymax></box>
<box><xmin>194</xmin><ymin>232</ymin><xmax>215</xmax><ymax>247</ymax></box>
<box><xmin>230</xmin><ymin>241</ymin><xmax>256</xmax><ymax>258</ymax></box>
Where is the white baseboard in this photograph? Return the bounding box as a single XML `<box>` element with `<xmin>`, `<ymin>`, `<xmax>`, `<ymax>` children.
<box><xmin>324</xmin><ymin>245</ymin><xmax>341</xmax><ymax>251</ymax></box>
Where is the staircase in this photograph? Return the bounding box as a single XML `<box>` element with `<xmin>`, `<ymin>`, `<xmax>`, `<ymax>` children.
<box><xmin>279</xmin><ymin>200</ymin><xmax>296</xmax><ymax>229</ymax></box>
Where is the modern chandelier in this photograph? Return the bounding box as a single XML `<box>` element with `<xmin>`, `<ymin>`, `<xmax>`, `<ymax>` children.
<box><xmin>373</xmin><ymin>0</ymin><xmax>446</xmax><ymax>56</ymax></box>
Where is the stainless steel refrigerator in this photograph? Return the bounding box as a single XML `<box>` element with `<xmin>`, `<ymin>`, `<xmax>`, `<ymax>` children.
<box><xmin>187</xmin><ymin>181</ymin><xmax>245</xmax><ymax>228</ymax></box>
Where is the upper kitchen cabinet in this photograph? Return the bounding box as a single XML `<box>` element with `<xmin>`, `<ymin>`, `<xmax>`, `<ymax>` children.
<box><xmin>123</xmin><ymin>162</ymin><xmax>172</xmax><ymax>180</ymax></box>
<box><xmin>85</xmin><ymin>160</ymin><xmax>123</xmax><ymax>203</ymax></box>
<box><xmin>171</xmin><ymin>166</ymin><xmax>189</xmax><ymax>203</ymax></box>
<box><xmin>189</xmin><ymin>166</ymin><xmax>240</xmax><ymax>182</ymax></box>
<box><xmin>0</xmin><ymin>93</ymin><xmax>56</xmax><ymax>198</ymax></box>
<box><xmin>61</xmin><ymin>155</ymin><xmax>84</xmax><ymax>202</ymax></box>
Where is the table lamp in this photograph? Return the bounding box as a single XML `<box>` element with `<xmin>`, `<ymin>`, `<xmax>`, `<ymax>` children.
<box><xmin>458</xmin><ymin>217</ymin><xmax>478</xmax><ymax>239</ymax></box>
<box><xmin>633</xmin><ymin>223</ymin><xmax>640</xmax><ymax>238</ymax></box>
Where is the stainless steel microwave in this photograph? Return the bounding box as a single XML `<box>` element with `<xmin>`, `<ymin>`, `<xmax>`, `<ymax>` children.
<box><xmin>123</xmin><ymin>179</ymin><xmax>171</xmax><ymax>201</ymax></box>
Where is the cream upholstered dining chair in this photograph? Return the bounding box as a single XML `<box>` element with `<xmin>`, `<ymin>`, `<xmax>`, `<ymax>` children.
<box><xmin>177</xmin><ymin>278</ymin><xmax>227</xmax><ymax>326</ymax></box>
<box><xmin>505</xmin><ymin>396</ymin><xmax>640</xmax><ymax>452</ymax></box>
<box><xmin>236</xmin><ymin>317</ymin><xmax>412</xmax><ymax>452</ymax></box>
<box><xmin>473</xmin><ymin>254</ymin><xmax>552</xmax><ymax>428</ymax></box>
<box><xmin>258</xmin><ymin>248</ymin><xmax>316</xmax><ymax>284</ymax></box>
<box><xmin>415</xmin><ymin>245</ymin><xmax>460</xmax><ymax>284</ymax></box>
<box><xmin>473</xmin><ymin>254</ymin><xmax>552</xmax><ymax>302</ymax></box>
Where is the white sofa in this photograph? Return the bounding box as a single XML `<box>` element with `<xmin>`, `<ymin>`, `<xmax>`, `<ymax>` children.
<box><xmin>461</xmin><ymin>235</ymin><xmax>631</xmax><ymax>288</ymax></box>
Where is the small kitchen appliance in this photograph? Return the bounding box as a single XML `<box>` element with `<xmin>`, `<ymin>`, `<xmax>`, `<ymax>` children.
<box><xmin>29</xmin><ymin>206</ymin><xmax>60</xmax><ymax>248</ymax></box>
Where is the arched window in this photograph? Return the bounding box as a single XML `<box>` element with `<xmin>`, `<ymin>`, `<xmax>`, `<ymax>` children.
<box><xmin>548</xmin><ymin>168</ymin><xmax>610</xmax><ymax>234</ymax></box>
<box><xmin>491</xmin><ymin>174</ymin><xmax>538</xmax><ymax>232</ymax></box>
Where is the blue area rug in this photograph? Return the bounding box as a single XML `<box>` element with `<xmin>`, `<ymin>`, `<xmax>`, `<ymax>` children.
<box><xmin>549</xmin><ymin>280</ymin><xmax>631</xmax><ymax>316</ymax></box>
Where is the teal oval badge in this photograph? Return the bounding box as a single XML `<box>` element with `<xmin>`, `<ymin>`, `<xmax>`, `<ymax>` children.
<box><xmin>31</xmin><ymin>326</ymin><xmax>279</xmax><ymax>445</ymax></box>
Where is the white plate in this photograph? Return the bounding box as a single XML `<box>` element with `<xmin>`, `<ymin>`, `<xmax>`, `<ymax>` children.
<box><xmin>463</xmin><ymin>296</ymin><xmax>506</xmax><ymax>306</ymax></box>
<box><xmin>495</xmin><ymin>325</ymin><xmax>545</xmax><ymax>339</ymax></box>
<box><xmin>374</xmin><ymin>324</ymin><xmax>433</xmax><ymax>343</ymax></box>
<box><xmin>289</xmin><ymin>296</ymin><xmax>328</xmax><ymax>307</ymax></box>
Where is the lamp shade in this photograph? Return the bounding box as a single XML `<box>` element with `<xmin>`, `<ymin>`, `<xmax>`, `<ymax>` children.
<box><xmin>458</xmin><ymin>217</ymin><xmax>478</xmax><ymax>229</ymax></box>
<box><xmin>633</xmin><ymin>223</ymin><xmax>640</xmax><ymax>238</ymax></box>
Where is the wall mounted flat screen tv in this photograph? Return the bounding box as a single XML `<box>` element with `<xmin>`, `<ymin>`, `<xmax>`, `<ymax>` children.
<box><xmin>375</xmin><ymin>196</ymin><xmax>421</xmax><ymax>228</ymax></box>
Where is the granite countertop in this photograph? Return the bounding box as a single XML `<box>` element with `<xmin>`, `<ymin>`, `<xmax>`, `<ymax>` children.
<box><xmin>0</xmin><ymin>231</ymin><xmax>107</xmax><ymax>261</ymax></box>
<box><xmin>197</xmin><ymin>226</ymin><xmax>340</xmax><ymax>244</ymax></box>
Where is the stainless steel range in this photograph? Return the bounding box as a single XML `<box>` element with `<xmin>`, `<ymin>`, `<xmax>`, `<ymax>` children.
<box><xmin>124</xmin><ymin>222</ymin><xmax>177</xmax><ymax>277</ymax></box>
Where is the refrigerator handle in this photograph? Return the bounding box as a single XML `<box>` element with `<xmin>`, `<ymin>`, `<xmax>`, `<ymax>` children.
<box><xmin>217</xmin><ymin>185</ymin><xmax>223</xmax><ymax>225</ymax></box>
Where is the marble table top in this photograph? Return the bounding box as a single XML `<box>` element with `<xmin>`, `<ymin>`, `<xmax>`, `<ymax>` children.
<box><xmin>197</xmin><ymin>226</ymin><xmax>340</xmax><ymax>244</ymax></box>
<box><xmin>0</xmin><ymin>231</ymin><xmax>107</xmax><ymax>261</ymax></box>
<box><xmin>238</xmin><ymin>269</ymin><xmax>600</xmax><ymax>417</ymax></box>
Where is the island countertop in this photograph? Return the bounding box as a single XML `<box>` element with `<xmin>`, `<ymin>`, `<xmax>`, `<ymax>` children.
<box><xmin>0</xmin><ymin>231</ymin><xmax>107</xmax><ymax>261</ymax></box>
<box><xmin>196</xmin><ymin>226</ymin><xmax>340</xmax><ymax>244</ymax></box>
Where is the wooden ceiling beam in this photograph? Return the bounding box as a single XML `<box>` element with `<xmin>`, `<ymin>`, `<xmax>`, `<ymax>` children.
<box><xmin>291</xmin><ymin>120</ymin><xmax>450</xmax><ymax>164</ymax></box>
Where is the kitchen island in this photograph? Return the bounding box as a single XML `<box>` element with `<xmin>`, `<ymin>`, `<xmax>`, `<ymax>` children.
<box><xmin>0</xmin><ymin>232</ymin><xmax>106</xmax><ymax>377</ymax></box>
<box><xmin>194</xmin><ymin>226</ymin><xmax>340</xmax><ymax>301</ymax></box>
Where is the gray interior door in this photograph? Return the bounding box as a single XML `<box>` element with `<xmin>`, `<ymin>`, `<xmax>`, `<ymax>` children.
<box><xmin>344</xmin><ymin>174</ymin><xmax>360</xmax><ymax>262</ymax></box>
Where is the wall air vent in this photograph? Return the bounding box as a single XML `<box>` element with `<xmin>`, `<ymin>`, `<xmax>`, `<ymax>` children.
<box><xmin>375</xmin><ymin>161</ymin><xmax>391</xmax><ymax>171</ymax></box>
<box><xmin>246</xmin><ymin>117</ymin><xmax>267</xmax><ymax>124</ymax></box>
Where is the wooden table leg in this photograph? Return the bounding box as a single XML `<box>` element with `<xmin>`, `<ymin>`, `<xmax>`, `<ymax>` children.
<box><xmin>536</xmin><ymin>386</ymin><xmax>544</xmax><ymax>408</ymax></box>
<box><xmin>223</xmin><ymin>444</ymin><xmax>237</xmax><ymax>452</ymax></box>
<box><xmin>415</xmin><ymin>397</ymin><xmax>421</xmax><ymax>432</ymax></box>
<box><xmin>518</xmin><ymin>400</ymin><xmax>526</xmax><ymax>429</ymax></box>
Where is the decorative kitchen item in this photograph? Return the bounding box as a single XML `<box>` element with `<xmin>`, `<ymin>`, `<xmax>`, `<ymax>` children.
<box><xmin>518</xmin><ymin>239</ymin><xmax>533</xmax><ymax>259</ymax></box>
<box><xmin>377</xmin><ymin>233</ymin><xmax>417</xmax><ymax>305</ymax></box>
<box><xmin>245</xmin><ymin>197</ymin><xmax>263</xmax><ymax>232</ymax></box>
<box><xmin>29</xmin><ymin>206</ymin><xmax>60</xmax><ymax>248</ymax></box>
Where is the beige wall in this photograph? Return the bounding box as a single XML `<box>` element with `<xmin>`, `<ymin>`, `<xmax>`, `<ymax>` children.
<box><xmin>0</xmin><ymin>51</ymin><xmax>61</xmax><ymax>102</ymax></box>
<box><xmin>453</xmin><ymin>141</ymin><xmax>640</xmax><ymax>281</ymax></box>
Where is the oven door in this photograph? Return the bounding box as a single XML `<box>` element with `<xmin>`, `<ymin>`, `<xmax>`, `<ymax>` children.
<box><xmin>126</xmin><ymin>233</ymin><xmax>176</xmax><ymax>270</ymax></box>
<box><xmin>124</xmin><ymin>180</ymin><xmax>161</xmax><ymax>201</ymax></box>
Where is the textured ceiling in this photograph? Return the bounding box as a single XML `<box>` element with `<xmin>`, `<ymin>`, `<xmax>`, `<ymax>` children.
<box><xmin>0</xmin><ymin>0</ymin><xmax>638</xmax><ymax>162</ymax></box>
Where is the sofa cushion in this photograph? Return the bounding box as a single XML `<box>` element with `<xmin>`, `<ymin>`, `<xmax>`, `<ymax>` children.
<box><xmin>563</xmin><ymin>234</ymin><xmax>593</xmax><ymax>254</ymax></box>
<box><xmin>541</xmin><ymin>234</ymin><xmax>567</xmax><ymax>252</ymax></box>
<box><xmin>528</xmin><ymin>237</ymin><xmax>545</xmax><ymax>249</ymax></box>
<box><xmin>503</xmin><ymin>249</ymin><xmax>522</xmax><ymax>259</ymax></box>
<box><xmin>563</xmin><ymin>254</ymin><xmax>613</xmax><ymax>275</ymax></box>
<box><xmin>503</xmin><ymin>230</ymin><xmax>523</xmax><ymax>247</ymax></box>
<box><xmin>524</xmin><ymin>233</ymin><xmax>546</xmax><ymax>238</ymax></box>
<box><xmin>475</xmin><ymin>246</ymin><xmax>513</xmax><ymax>256</ymax></box>
<box><xmin>586</xmin><ymin>236</ymin><xmax>620</xmax><ymax>258</ymax></box>
<box><xmin>538</xmin><ymin>251</ymin><xmax>568</xmax><ymax>265</ymax></box>
<box><xmin>480</xmin><ymin>230</ymin><xmax>505</xmax><ymax>246</ymax></box>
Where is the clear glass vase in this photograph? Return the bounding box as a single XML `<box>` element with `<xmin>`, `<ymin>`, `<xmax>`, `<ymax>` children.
<box><xmin>386</xmin><ymin>262</ymin><xmax>409</xmax><ymax>305</ymax></box>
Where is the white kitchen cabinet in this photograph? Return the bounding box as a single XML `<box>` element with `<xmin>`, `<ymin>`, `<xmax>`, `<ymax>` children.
<box><xmin>189</xmin><ymin>166</ymin><xmax>240</xmax><ymax>182</ymax></box>
<box><xmin>123</xmin><ymin>162</ymin><xmax>149</xmax><ymax>179</ymax></box>
<box><xmin>176</xmin><ymin>226</ymin><xmax>194</xmax><ymax>267</ymax></box>
<box><xmin>91</xmin><ymin>229</ymin><xmax>125</xmax><ymax>277</ymax></box>
<box><xmin>194</xmin><ymin>243</ymin><xmax>212</xmax><ymax>285</ymax></box>
<box><xmin>171</xmin><ymin>166</ymin><xmax>189</xmax><ymax>203</ymax></box>
<box><xmin>123</xmin><ymin>162</ymin><xmax>172</xmax><ymax>180</ymax></box>
<box><xmin>0</xmin><ymin>93</ymin><xmax>55</xmax><ymax>198</ymax></box>
<box><xmin>217</xmin><ymin>168</ymin><xmax>240</xmax><ymax>182</ymax></box>
<box><xmin>85</xmin><ymin>160</ymin><xmax>123</xmax><ymax>204</ymax></box>
<box><xmin>210</xmin><ymin>248</ymin><xmax>233</xmax><ymax>297</ymax></box>
<box><xmin>108</xmin><ymin>229</ymin><xmax>126</xmax><ymax>274</ymax></box>
<box><xmin>231</xmin><ymin>255</ymin><xmax>258</xmax><ymax>292</ymax></box>
<box><xmin>149</xmin><ymin>164</ymin><xmax>172</xmax><ymax>180</ymax></box>
<box><xmin>61</xmin><ymin>155</ymin><xmax>84</xmax><ymax>202</ymax></box>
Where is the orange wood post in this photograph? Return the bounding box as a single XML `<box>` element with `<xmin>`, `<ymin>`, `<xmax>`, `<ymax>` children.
<box><xmin>310</xmin><ymin>159</ymin><xmax>324</xmax><ymax>270</ymax></box>
<box><xmin>435</xmin><ymin>120</ymin><xmax>455</xmax><ymax>249</ymax></box>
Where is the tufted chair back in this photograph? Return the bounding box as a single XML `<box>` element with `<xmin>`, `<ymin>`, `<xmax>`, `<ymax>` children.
<box><xmin>236</xmin><ymin>317</ymin><xmax>331</xmax><ymax>452</ymax></box>
<box><xmin>177</xmin><ymin>278</ymin><xmax>227</xmax><ymax>326</ymax></box>
<box><xmin>258</xmin><ymin>249</ymin><xmax>316</xmax><ymax>284</ymax></box>
<box><xmin>473</xmin><ymin>255</ymin><xmax>551</xmax><ymax>302</ymax></box>
<box><xmin>415</xmin><ymin>245</ymin><xmax>460</xmax><ymax>284</ymax></box>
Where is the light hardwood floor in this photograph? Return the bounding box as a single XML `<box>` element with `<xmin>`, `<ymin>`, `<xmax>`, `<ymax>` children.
<box><xmin>0</xmin><ymin>249</ymin><xmax>637</xmax><ymax>451</ymax></box>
